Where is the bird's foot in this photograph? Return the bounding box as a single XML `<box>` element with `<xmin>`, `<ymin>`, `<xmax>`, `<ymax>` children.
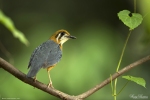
<box><xmin>33</xmin><ymin>77</ymin><xmax>37</xmax><ymax>82</ymax></box>
<box><xmin>47</xmin><ymin>82</ymin><xmax>54</xmax><ymax>88</ymax></box>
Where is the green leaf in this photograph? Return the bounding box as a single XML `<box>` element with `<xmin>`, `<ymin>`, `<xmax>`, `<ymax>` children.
<box><xmin>118</xmin><ymin>10</ymin><xmax>143</xmax><ymax>30</ymax></box>
<box><xmin>0</xmin><ymin>10</ymin><xmax>29</xmax><ymax>46</ymax></box>
<box><xmin>122</xmin><ymin>75</ymin><xmax>146</xmax><ymax>88</ymax></box>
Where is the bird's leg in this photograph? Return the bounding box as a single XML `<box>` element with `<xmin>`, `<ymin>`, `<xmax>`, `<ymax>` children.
<box><xmin>47</xmin><ymin>66</ymin><xmax>54</xmax><ymax>88</ymax></box>
<box><xmin>47</xmin><ymin>70</ymin><xmax>53</xmax><ymax>88</ymax></box>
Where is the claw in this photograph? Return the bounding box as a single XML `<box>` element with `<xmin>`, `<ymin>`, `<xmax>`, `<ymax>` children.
<box><xmin>33</xmin><ymin>77</ymin><xmax>37</xmax><ymax>82</ymax></box>
<box><xmin>47</xmin><ymin>82</ymin><xmax>54</xmax><ymax>88</ymax></box>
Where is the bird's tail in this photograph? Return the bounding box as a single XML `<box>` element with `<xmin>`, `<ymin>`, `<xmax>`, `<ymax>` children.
<box><xmin>27</xmin><ymin>67</ymin><xmax>40</xmax><ymax>78</ymax></box>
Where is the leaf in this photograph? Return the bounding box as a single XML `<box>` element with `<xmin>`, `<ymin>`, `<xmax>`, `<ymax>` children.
<box><xmin>118</xmin><ymin>10</ymin><xmax>143</xmax><ymax>30</ymax></box>
<box><xmin>0</xmin><ymin>10</ymin><xmax>29</xmax><ymax>46</ymax></box>
<box><xmin>122</xmin><ymin>75</ymin><xmax>146</xmax><ymax>88</ymax></box>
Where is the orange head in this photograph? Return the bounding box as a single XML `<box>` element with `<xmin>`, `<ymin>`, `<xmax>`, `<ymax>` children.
<box><xmin>50</xmin><ymin>29</ymin><xmax>76</xmax><ymax>46</ymax></box>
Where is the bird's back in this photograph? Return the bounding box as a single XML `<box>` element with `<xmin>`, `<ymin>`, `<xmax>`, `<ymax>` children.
<box><xmin>27</xmin><ymin>40</ymin><xmax>62</xmax><ymax>77</ymax></box>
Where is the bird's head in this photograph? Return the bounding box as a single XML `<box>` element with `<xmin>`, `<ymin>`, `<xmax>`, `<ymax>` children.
<box><xmin>50</xmin><ymin>29</ymin><xmax>76</xmax><ymax>45</ymax></box>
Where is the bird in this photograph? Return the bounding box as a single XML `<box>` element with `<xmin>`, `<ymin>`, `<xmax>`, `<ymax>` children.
<box><xmin>27</xmin><ymin>29</ymin><xmax>76</xmax><ymax>88</ymax></box>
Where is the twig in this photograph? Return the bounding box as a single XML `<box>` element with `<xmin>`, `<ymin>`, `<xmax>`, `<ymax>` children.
<box><xmin>0</xmin><ymin>40</ymin><xmax>14</xmax><ymax>64</ymax></box>
<box><xmin>0</xmin><ymin>55</ymin><xmax>150</xmax><ymax>100</ymax></box>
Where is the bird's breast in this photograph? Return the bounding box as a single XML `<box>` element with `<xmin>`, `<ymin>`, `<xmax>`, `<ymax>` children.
<box><xmin>42</xmin><ymin>40</ymin><xmax>62</xmax><ymax>68</ymax></box>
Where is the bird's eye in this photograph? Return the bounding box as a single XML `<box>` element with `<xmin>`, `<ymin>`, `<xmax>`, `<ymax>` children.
<box><xmin>55</xmin><ymin>32</ymin><xmax>66</xmax><ymax>40</ymax></box>
<box><xmin>59</xmin><ymin>32</ymin><xmax>66</xmax><ymax>39</ymax></box>
<box><xmin>55</xmin><ymin>32</ymin><xmax>65</xmax><ymax>39</ymax></box>
<box><xmin>59</xmin><ymin>32</ymin><xmax>65</xmax><ymax>37</ymax></box>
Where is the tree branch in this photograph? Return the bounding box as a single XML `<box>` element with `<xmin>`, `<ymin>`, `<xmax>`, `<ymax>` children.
<box><xmin>76</xmin><ymin>55</ymin><xmax>150</xmax><ymax>99</ymax></box>
<box><xmin>0</xmin><ymin>55</ymin><xmax>150</xmax><ymax>100</ymax></box>
<box><xmin>0</xmin><ymin>57</ymin><xmax>77</xmax><ymax>100</ymax></box>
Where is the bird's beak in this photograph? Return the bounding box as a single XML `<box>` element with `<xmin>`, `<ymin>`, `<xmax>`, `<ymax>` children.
<box><xmin>66</xmin><ymin>35</ymin><xmax>76</xmax><ymax>39</ymax></box>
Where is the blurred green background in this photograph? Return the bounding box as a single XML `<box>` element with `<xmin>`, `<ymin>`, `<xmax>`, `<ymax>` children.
<box><xmin>0</xmin><ymin>0</ymin><xmax>150</xmax><ymax>100</ymax></box>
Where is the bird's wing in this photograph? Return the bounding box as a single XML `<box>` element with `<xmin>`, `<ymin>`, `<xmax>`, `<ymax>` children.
<box><xmin>27</xmin><ymin>41</ymin><xmax>48</xmax><ymax>77</ymax></box>
<box><xmin>28</xmin><ymin>47</ymin><xmax>39</xmax><ymax>69</ymax></box>
<box><xmin>27</xmin><ymin>40</ymin><xmax>62</xmax><ymax>77</ymax></box>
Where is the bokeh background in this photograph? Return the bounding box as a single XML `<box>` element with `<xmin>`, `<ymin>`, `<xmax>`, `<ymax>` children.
<box><xmin>0</xmin><ymin>0</ymin><xmax>150</xmax><ymax>100</ymax></box>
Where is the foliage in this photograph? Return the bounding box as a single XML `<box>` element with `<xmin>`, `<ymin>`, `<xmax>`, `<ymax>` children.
<box><xmin>0</xmin><ymin>10</ymin><xmax>29</xmax><ymax>46</ymax></box>
<box><xmin>122</xmin><ymin>75</ymin><xmax>146</xmax><ymax>88</ymax></box>
<box><xmin>118</xmin><ymin>10</ymin><xmax>143</xmax><ymax>30</ymax></box>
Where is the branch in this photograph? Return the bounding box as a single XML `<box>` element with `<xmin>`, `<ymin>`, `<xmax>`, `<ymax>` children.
<box><xmin>77</xmin><ymin>55</ymin><xmax>150</xmax><ymax>99</ymax></box>
<box><xmin>1</xmin><ymin>55</ymin><xmax>150</xmax><ymax>100</ymax></box>
<box><xmin>0</xmin><ymin>57</ymin><xmax>77</xmax><ymax>100</ymax></box>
